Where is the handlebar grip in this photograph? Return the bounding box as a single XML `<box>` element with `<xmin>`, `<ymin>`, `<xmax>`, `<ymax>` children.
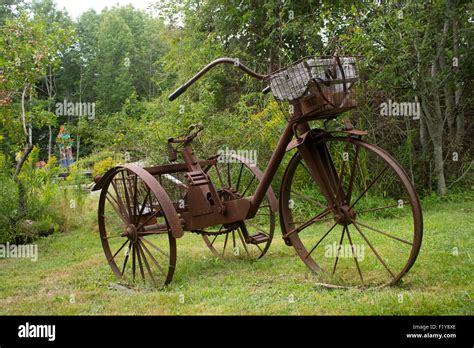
<box><xmin>168</xmin><ymin>85</ymin><xmax>187</xmax><ymax>101</ymax></box>
<box><xmin>262</xmin><ymin>86</ymin><xmax>271</xmax><ymax>94</ymax></box>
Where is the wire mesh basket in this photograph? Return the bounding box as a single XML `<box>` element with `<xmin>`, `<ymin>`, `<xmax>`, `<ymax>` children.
<box><xmin>268</xmin><ymin>56</ymin><xmax>360</xmax><ymax>118</ymax></box>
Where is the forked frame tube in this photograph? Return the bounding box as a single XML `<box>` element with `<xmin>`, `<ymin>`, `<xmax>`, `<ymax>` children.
<box><xmin>295</xmin><ymin>131</ymin><xmax>346</xmax><ymax>209</ymax></box>
<box><xmin>247</xmin><ymin>120</ymin><xmax>342</xmax><ymax>219</ymax></box>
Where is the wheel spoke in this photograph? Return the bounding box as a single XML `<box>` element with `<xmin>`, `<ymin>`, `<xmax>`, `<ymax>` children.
<box><xmin>140</xmin><ymin>236</ymin><xmax>169</xmax><ymax>258</ymax></box>
<box><xmin>349</xmin><ymin>165</ymin><xmax>388</xmax><ymax>209</ymax></box>
<box><xmin>135</xmin><ymin>182</ymin><xmax>151</xmax><ymax>226</ymax></box>
<box><xmin>245</xmin><ymin>221</ymin><xmax>269</xmax><ymax>236</ymax></box>
<box><xmin>120</xmin><ymin>171</ymin><xmax>134</xmax><ymax>221</ymax></box>
<box><xmin>322</xmin><ymin>144</ymin><xmax>340</xmax><ymax>202</ymax></box>
<box><xmin>214</xmin><ymin>163</ymin><xmax>225</xmax><ymax>188</ymax></box>
<box><xmin>210</xmin><ymin>234</ymin><xmax>219</xmax><ymax>246</ymax></box>
<box><xmin>111</xmin><ymin>179</ymin><xmax>130</xmax><ymax>221</ymax></box>
<box><xmin>121</xmin><ymin>242</ymin><xmax>131</xmax><ymax>277</ymax></box>
<box><xmin>136</xmin><ymin>210</ymin><xmax>160</xmax><ymax>231</ymax></box>
<box><xmin>346</xmin><ymin>145</ymin><xmax>360</xmax><ymax>203</ymax></box>
<box><xmin>227</xmin><ymin>162</ymin><xmax>232</xmax><ymax>188</ymax></box>
<box><xmin>106</xmin><ymin>193</ymin><xmax>129</xmax><ymax>225</ymax></box>
<box><xmin>131</xmin><ymin>175</ymin><xmax>138</xmax><ymax>225</ymax></box>
<box><xmin>105</xmin><ymin>190</ymin><xmax>121</xmax><ymax>210</ymax></box>
<box><xmin>132</xmin><ymin>243</ymin><xmax>136</xmax><ymax>281</ymax></box>
<box><xmin>102</xmin><ymin>234</ymin><xmax>123</xmax><ymax>240</ymax></box>
<box><xmin>306</xmin><ymin>221</ymin><xmax>338</xmax><ymax>259</ymax></box>
<box><xmin>346</xmin><ymin>226</ymin><xmax>364</xmax><ymax>284</ymax></box>
<box><xmin>209</xmin><ymin>225</ymin><xmax>224</xmax><ymax>246</ymax></box>
<box><xmin>138</xmin><ymin>229</ymin><xmax>168</xmax><ymax>236</ymax></box>
<box><xmin>136</xmin><ymin>242</ymin><xmax>156</xmax><ymax>285</ymax></box>
<box><xmin>335</xmin><ymin>142</ymin><xmax>350</xmax><ymax>201</ymax></box>
<box><xmin>356</xmin><ymin>201</ymin><xmax>409</xmax><ymax>215</ymax></box>
<box><xmin>290</xmin><ymin>215</ymin><xmax>333</xmax><ymax>225</ymax></box>
<box><xmin>352</xmin><ymin>221</ymin><xmax>395</xmax><ymax>279</ymax></box>
<box><xmin>109</xmin><ymin>239</ymin><xmax>129</xmax><ymax>262</ymax></box>
<box><xmin>332</xmin><ymin>226</ymin><xmax>346</xmax><ymax>276</ymax></box>
<box><xmin>237</xmin><ymin>228</ymin><xmax>250</xmax><ymax>256</ymax></box>
<box><xmin>290</xmin><ymin>190</ymin><xmax>327</xmax><ymax>210</ymax></box>
<box><xmin>135</xmin><ymin>240</ymin><xmax>146</xmax><ymax>281</ymax></box>
<box><xmin>284</xmin><ymin>209</ymin><xmax>331</xmax><ymax>239</ymax></box>
<box><xmin>139</xmin><ymin>239</ymin><xmax>165</xmax><ymax>275</ymax></box>
<box><xmin>222</xmin><ymin>233</ymin><xmax>229</xmax><ymax>256</ymax></box>
<box><xmin>235</xmin><ymin>162</ymin><xmax>244</xmax><ymax>193</ymax></box>
<box><xmin>353</xmin><ymin>220</ymin><xmax>413</xmax><ymax>246</ymax></box>
<box><xmin>241</xmin><ymin>175</ymin><xmax>256</xmax><ymax>196</ymax></box>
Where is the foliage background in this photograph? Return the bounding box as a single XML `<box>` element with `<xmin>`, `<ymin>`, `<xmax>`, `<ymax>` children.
<box><xmin>0</xmin><ymin>0</ymin><xmax>473</xmax><ymax>242</ymax></box>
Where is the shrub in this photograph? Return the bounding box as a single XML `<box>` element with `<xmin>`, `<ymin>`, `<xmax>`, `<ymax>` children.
<box><xmin>92</xmin><ymin>156</ymin><xmax>119</xmax><ymax>177</ymax></box>
<box><xmin>0</xmin><ymin>152</ymin><xmax>19</xmax><ymax>242</ymax></box>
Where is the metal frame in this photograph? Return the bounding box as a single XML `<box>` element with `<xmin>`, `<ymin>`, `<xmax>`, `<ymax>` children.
<box><xmin>93</xmin><ymin>56</ymin><xmax>423</xmax><ymax>287</ymax></box>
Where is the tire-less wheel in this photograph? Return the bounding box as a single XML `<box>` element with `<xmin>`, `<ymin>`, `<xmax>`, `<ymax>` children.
<box><xmin>280</xmin><ymin>136</ymin><xmax>423</xmax><ymax>287</ymax></box>
<box><xmin>98</xmin><ymin>164</ymin><xmax>181</xmax><ymax>287</ymax></box>
<box><xmin>200</xmin><ymin>154</ymin><xmax>277</xmax><ymax>259</ymax></box>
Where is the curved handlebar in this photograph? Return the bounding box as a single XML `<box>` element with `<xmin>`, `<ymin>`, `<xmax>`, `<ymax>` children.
<box><xmin>168</xmin><ymin>58</ymin><xmax>268</xmax><ymax>101</ymax></box>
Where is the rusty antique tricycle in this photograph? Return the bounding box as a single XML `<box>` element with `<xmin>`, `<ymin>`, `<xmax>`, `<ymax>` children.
<box><xmin>93</xmin><ymin>56</ymin><xmax>423</xmax><ymax>288</ymax></box>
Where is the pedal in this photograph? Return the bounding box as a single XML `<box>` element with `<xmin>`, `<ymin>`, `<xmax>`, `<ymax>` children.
<box><xmin>248</xmin><ymin>232</ymin><xmax>270</xmax><ymax>245</ymax></box>
<box><xmin>185</xmin><ymin>171</ymin><xmax>209</xmax><ymax>186</ymax></box>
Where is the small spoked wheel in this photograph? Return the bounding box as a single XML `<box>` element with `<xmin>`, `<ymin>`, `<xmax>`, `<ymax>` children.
<box><xmin>98</xmin><ymin>165</ymin><xmax>181</xmax><ymax>287</ymax></box>
<box><xmin>280</xmin><ymin>136</ymin><xmax>423</xmax><ymax>287</ymax></box>
<box><xmin>200</xmin><ymin>154</ymin><xmax>277</xmax><ymax>259</ymax></box>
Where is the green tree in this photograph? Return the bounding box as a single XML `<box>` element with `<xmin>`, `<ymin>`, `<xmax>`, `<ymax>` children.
<box><xmin>95</xmin><ymin>10</ymin><xmax>135</xmax><ymax>113</ymax></box>
<box><xmin>339</xmin><ymin>0</ymin><xmax>473</xmax><ymax>195</ymax></box>
<box><xmin>0</xmin><ymin>10</ymin><xmax>74</xmax><ymax>217</ymax></box>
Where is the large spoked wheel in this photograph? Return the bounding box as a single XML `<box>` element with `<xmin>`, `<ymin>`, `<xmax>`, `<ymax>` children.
<box><xmin>200</xmin><ymin>154</ymin><xmax>277</xmax><ymax>259</ymax></box>
<box><xmin>280</xmin><ymin>136</ymin><xmax>423</xmax><ymax>287</ymax></box>
<box><xmin>98</xmin><ymin>164</ymin><xmax>181</xmax><ymax>287</ymax></box>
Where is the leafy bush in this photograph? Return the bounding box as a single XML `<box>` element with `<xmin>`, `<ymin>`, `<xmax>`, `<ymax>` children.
<box><xmin>13</xmin><ymin>217</ymin><xmax>58</xmax><ymax>244</ymax></box>
<box><xmin>0</xmin><ymin>152</ymin><xmax>19</xmax><ymax>243</ymax></box>
<box><xmin>0</xmin><ymin>146</ymin><xmax>89</xmax><ymax>243</ymax></box>
<box><xmin>92</xmin><ymin>156</ymin><xmax>120</xmax><ymax>177</ymax></box>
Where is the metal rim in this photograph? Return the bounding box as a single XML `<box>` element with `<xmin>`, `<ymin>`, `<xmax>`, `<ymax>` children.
<box><xmin>98</xmin><ymin>164</ymin><xmax>180</xmax><ymax>287</ymax></box>
<box><xmin>280</xmin><ymin>136</ymin><xmax>423</xmax><ymax>287</ymax></box>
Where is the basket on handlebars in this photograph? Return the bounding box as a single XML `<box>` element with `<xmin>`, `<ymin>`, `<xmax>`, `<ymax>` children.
<box><xmin>268</xmin><ymin>56</ymin><xmax>360</xmax><ymax>118</ymax></box>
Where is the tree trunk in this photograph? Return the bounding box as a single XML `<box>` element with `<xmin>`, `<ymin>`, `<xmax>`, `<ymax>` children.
<box><xmin>421</xmin><ymin>98</ymin><xmax>448</xmax><ymax>196</ymax></box>
<box><xmin>76</xmin><ymin>134</ymin><xmax>80</xmax><ymax>161</ymax></box>
<box><xmin>45</xmin><ymin>64</ymin><xmax>55</xmax><ymax>160</ymax></box>
<box><xmin>48</xmin><ymin>124</ymin><xmax>53</xmax><ymax>160</ymax></box>
<box><xmin>419</xmin><ymin>110</ymin><xmax>428</xmax><ymax>153</ymax></box>
<box><xmin>20</xmin><ymin>86</ymin><xmax>28</xmax><ymax>140</ymax></box>
<box><xmin>14</xmin><ymin>143</ymin><xmax>34</xmax><ymax>220</ymax></box>
<box><xmin>16</xmin><ymin>83</ymin><xmax>34</xmax><ymax>221</ymax></box>
<box><xmin>455</xmin><ymin>112</ymin><xmax>464</xmax><ymax>147</ymax></box>
<box><xmin>432</xmin><ymin>137</ymin><xmax>447</xmax><ymax>196</ymax></box>
<box><xmin>451</xmin><ymin>0</ymin><xmax>464</xmax><ymax>147</ymax></box>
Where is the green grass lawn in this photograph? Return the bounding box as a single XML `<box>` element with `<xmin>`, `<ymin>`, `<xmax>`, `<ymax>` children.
<box><xmin>0</xmin><ymin>197</ymin><xmax>472</xmax><ymax>315</ymax></box>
